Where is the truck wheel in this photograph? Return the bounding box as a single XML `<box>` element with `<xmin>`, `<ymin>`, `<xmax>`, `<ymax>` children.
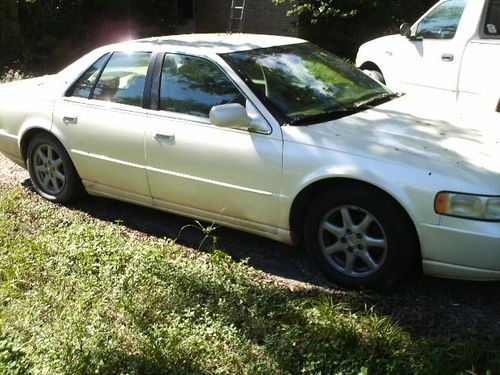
<box><xmin>26</xmin><ymin>134</ymin><xmax>84</xmax><ymax>203</ymax></box>
<box><xmin>363</xmin><ymin>69</ymin><xmax>386</xmax><ymax>84</ymax></box>
<box><xmin>304</xmin><ymin>186</ymin><xmax>417</xmax><ymax>288</ymax></box>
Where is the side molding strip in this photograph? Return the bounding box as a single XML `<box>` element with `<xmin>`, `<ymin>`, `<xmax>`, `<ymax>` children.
<box><xmin>0</xmin><ymin>131</ymin><xmax>19</xmax><ymax>140</ymax></box>
<box><xmin>71</xmin><ymin>149</ymin><xmax>274</xmax><ymax>196</ymax></box>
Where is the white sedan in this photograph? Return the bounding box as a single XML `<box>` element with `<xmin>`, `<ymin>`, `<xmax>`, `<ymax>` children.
<box><xmin>0</xmin><ymin>34</ymin><xmax>498</xmax><ymax>287</ymax></box>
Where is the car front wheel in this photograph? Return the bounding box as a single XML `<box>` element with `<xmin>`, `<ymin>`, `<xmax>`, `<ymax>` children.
<box><xmin>304</xmin><ymin>186</ymin><xmax>417</xmax><ymax>288</ymax></box>
<box><xmin>363</xmin><ymin>69</ymin><xmax>385</xmax><ymax>84</ymax></box>
<box><xmin>27</xmin><ymin>134</ymin><xmax>84</xmax><ymax>203</ymax></box>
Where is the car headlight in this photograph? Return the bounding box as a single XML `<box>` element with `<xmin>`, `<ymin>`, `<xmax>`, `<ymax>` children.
<box><xmin>435</xmin><ymin>192</ymin><xmax>500</xmax><ymax>221</ymax></box>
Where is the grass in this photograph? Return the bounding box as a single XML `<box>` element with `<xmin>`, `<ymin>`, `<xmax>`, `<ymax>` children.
<box><xmin>0</xmin><ymin>187</ymin><xmax>498</xmax><ymax>375</ymax></box>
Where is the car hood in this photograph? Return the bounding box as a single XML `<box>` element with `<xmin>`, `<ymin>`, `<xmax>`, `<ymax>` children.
<box><xmin>360</xmin><ymin>34</ymin><xmax>401</xmax><ymax>48</ymax></box>
<box><xmin>289</xmin><ymin>96</ymin><xmax>500</xmax><ymax>187</ymax></box>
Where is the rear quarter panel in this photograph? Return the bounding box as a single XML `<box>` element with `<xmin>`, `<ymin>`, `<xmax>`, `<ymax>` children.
<box><xmin>0</xmin><ymin>78</ymin><xmax>58</xmax><ymax>164</ymax></box>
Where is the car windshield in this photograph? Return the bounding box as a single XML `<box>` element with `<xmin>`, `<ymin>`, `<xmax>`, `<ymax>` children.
<box><xmin>221</xmin><ymin>43</ymin><xmax>394</xmax><ymax>125</ymax></box>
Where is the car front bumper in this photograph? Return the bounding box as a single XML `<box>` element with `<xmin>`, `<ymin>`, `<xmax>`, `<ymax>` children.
<box><xmin>418</xmin><ymin>218</ymin><xmax>500</xmax><ymax>281</ymax></box>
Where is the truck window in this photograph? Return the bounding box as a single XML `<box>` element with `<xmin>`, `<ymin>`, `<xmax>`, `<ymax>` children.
<box><xmin>416</xmin><ymin>0</ymin><xmax>468</xmax><ymax>39</ymax></box>
<box><xmin>485</xmin><ymin>0</ymin><xmax>500</xmax><ymax>35</ymax></box>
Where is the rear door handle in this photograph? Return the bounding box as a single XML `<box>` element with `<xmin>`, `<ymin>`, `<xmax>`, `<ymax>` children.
<box><xmin>153</xmin><ymin>132</ymin><xmax>175</xmax><ymax>142</ymax></box>
<box><xmin>62</xmin><ymin>116</ymin><xmax>78</xmax><ymax>125</ymax></box>
<box><xmin>441</xmin><ymin>53</ymin><xmax>454</xmax><ymax>62</ymax></box>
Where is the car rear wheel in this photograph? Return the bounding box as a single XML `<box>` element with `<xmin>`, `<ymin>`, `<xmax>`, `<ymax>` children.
<box><xmin>27</xmin><ymin>134</ymin><xmax>84</xmax><ymax>203</ymax></box>
<box><xmin>304</xmin><ymin>186</ymin><xmax>417</xmax><ymax>288</ymax></box>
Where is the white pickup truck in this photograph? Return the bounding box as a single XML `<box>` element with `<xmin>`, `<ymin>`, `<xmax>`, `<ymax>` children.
<box><xmin>356</xmin><ymin>0</ymin><xmax>500</xmax><ymax>114</ymax></box>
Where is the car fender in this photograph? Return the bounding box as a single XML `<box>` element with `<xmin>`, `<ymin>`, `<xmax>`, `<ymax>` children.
<box><xmin>281</xmin><ymin>146</ymin><xmax>441</xmax><ymax>233</ymax></box>
<box><xmin>356</xmin><ymin>35</ymin><xmax>403</xmax><ymax>87</ymax></box>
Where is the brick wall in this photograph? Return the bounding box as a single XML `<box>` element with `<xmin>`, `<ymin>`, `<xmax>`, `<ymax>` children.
<box><xmin>195</xmin><ymin>0</ymin><xmax>233</xmax><ymax>33</ymax></box>
<box><xmin>240</xmin><ymin>0</ymin><xmax>297</xmax><ymax>36</ymax></box>
<box><xmin>194</xmin><ymin>0</ymin><xmax>298</xmax><ymax>36</ymax></box>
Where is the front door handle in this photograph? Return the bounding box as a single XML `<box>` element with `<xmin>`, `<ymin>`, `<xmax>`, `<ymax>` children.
<box><xmin>153</xmin><ymin>133</ymin><xmax>175</xmax><ymax>142</ymax></box>
<box><xmin>441</xmin><ymin>53</ymin><xmax>454</xmax><ymax>62</ymax></box>
<box><xmin>62</xmin><ymin>116</ymin><xmax>78</xmax><ymax>125</ymax></box>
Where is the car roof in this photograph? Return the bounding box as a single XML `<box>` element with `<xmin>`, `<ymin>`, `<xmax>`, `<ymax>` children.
<box><xmin>58</xmin><ymin>33</ymin><xmax>306</xmax><ymax>80</ymax></box>
<box><xmin>113</xmin><ymin>33</ymin><xmax>306</xmax><ymax>54</ymax></box>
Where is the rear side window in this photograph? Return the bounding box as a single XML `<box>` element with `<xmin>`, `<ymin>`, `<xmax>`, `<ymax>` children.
<box><xmin>485</xmin><ymin>0</ymin><xmax>500</xmax><ymax>35</ymax></box>
<box><xmin>92</xmin><ymin>52</ymin><xmax>152</xmax><ymax>107</ymax></box>
<box><xmin>159</xmin><ymin>54</ymin><xmax>245</xmax><ymax>118</ymax></box>
<box><xmin>417</xmin><ymin>0</ymin><xmax>468</xmax><ymax>39</ymax></box>
<box><xmin>67</xmin><ymin>54</ymin><xmax>110</xmax><ymax>98</ymax></box>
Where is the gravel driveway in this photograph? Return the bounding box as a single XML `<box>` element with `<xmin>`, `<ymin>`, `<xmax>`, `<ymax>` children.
<box><xmin>1</xmin><ymin>153</ymin><xmax>499</xmax><ymax>343</ymax></box>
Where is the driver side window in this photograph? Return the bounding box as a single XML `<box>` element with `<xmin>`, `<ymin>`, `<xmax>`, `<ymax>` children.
<box><xmin>159</xmin><ymin>54</ymin><xmax>246</xmax><ymax>118</ymax></box>
<box><xmin>416</xmin><ymin>0</ymin><xmax>468</xmax><ymax>39</ymax></box>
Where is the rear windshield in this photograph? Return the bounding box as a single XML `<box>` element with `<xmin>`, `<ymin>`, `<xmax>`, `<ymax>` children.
<box><xmin>485</xmin><ymin>0</ymin><xmax>500</xmax><ymax>35</ymax></box>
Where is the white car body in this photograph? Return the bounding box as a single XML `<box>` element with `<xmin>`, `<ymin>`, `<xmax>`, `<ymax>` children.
<box><xmin>0</xmin><ymin>34</ymin><xmax>499</xmax><ymax>283</ymax></box>
<box><xmin>356</xmin><ymin>0</ymin><xmax>500</xmax><ymax>114</ymax></box>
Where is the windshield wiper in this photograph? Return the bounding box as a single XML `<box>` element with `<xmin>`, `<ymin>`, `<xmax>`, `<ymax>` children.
<box><xmin>288</xmin><ymin>108</ymin><xmax>360</xmax><ymax>126</ymax></box>
<box><xmin>352</xmin><ymin>92</ymin><xmax>401</xmax><ymax>109</ymax></box>
<box><xmin>288</xmin><ymin>93</ymin><xmax>402</xmax><ymax>126</ymax></box>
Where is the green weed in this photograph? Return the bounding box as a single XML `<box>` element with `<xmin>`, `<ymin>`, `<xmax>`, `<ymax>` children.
<box><xmin>0</xmin><ymin>188</ymin><xmax>498</xmax><ymax>374</ymax></box>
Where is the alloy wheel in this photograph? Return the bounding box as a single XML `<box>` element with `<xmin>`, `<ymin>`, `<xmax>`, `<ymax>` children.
<box><xmin>318</xmin><ymin>205</ymin><xmax>388</xmax><ymax>278</ymax></box>
<box><xmin>32</xmin><ymin>143</ymin><xmax>66</xmax><ymax>195</ymax></box>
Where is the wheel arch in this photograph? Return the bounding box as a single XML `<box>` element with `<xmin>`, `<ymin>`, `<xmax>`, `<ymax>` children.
<box><xmin>289</xmin><ymin>177</ymin><xmax>421</xmax><ymax>263</ymax></box>
<box><xmin>20</xmin><ymin>128</ymin><xmax>65</xmax><ymax>165</ymax></box>
<box><xmin>359</xmin><ymin>61</ymin><xmax>383</xmax><ymax>74</ymax></box>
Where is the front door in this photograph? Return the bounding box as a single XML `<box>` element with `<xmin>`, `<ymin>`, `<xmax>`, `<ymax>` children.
<box><xmin>145</xmin><ymin>53</ymin><xmax>283</xmax><ymax>233</ymax></box>
<box><xmin>397</xmin><ymin>0</ymin><xmax>469</xmax><ymax>97</ymax></box>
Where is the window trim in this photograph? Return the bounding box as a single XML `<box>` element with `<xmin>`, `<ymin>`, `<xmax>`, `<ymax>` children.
<box><xmin>88</xmin><ymin>52</ymin><xmax>114</xmax><ymax>99</ymax></box>
<box><xmin>64</xmin><ymin>52</ymin><xmax>111</xmax><ymax>98</ymax></box>
<box><xmin>142</xmin><ymin>51</ymin><xmax>162</xmax><ymax>109</ymax></box>
<box><xmin>64</xmin><ymin>95</ymin><xmax>151</xmax><ymax>115</ymax></box>
<box><xmin>151</xmin><ymin>52</ymin><xmax>272</xmax><ymax>134</ymax></box>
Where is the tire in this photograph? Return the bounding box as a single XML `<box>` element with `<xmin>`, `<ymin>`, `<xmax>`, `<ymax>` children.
<box><xmin>363</xmin><ymin>69</ymin><xmax>386</xmax><ymax>84</ymax></box>
<box><xmin>304</xmin><ymin>186</ymin><xmax>417</xmax><ymax>288</ymax></box>
<box><xmin>26</xmin><ymin>133</ymin><xmax>84</xmax><ymax>203</ymax></box>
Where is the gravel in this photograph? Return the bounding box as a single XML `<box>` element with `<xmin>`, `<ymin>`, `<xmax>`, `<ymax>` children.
<box><xmin>1</xmin><ymin>152</ymin><xmax>499</xmax><ymax>343</ymax></box>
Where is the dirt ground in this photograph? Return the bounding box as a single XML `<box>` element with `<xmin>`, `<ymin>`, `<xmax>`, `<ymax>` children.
<box><xmin>1</xmin><ymin>153</ymin><xmax>499</xmax><ymax>343</ymax></box>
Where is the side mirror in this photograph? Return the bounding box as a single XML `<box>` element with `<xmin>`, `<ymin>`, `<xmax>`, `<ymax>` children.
<box><xmin>210</xmin><ymin>103</ymin><xmax>251</xmax><ymax>129</ymax></box>
<box><xmin>400</xmin><ymin>23</ymin><xmax>412</xmax><ymax>38</ymax></box>
<box><xmin>210</xmin><ymin>103</ymin><xmax>270</xmax><ymax>133</ymax></box>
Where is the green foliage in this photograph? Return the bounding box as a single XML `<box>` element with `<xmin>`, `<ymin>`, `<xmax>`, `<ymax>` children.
<box><xmin>0</xmin><ymin>70</ymin><xmax>31</xmax><ymax>84</ymax></box>
<box><xmin>0</xmin><ymin>1</ymin><xmax>23</xmax><ymax>70</ymax></box>
<box><xmin>0</xmin><ymin>187</ymin><xmax>499</xmax><ymax>374</ymax></box>
<box><xmin>0</xmin><ymin>0</ymin><xmax>178</xmax><ymax>75</ymax></box>
<box><xmin>274</xmin><ymin>0</ymin><xmax>438</xmax><ymax>58</ymax></box>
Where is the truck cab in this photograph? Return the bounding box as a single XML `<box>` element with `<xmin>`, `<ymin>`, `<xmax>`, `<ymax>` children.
<box><xmin>356</xmin><ymin>0</ymin><xmax>500</xmax><ymax>114</ymax></box>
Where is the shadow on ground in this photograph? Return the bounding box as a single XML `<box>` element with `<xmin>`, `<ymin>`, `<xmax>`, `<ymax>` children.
<box><xmin>20</xmin><ymin>178</ymin><xmax>500</xmax><ymax>343</ymax></box>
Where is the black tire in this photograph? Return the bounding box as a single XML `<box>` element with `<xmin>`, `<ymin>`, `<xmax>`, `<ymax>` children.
<box><xmin>26</xmin><ymin>133</ymin><xmax>84</xmax><ymax>203</ymax></box>
<box><xmin>363</xmin><ymin>69</ymin><xmax>386</xmax><ymax>84</ymax></box>
<box><xmin>304</xmin><ymin>185</ymin><xmax>418</xmax><ymax>288</ymax></box>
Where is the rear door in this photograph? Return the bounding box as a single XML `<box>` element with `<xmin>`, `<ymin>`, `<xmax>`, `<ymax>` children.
<box><xmin>53</xmin><ymin>51</ymin><xmax>154</xmax><ymax>204</ymax></box>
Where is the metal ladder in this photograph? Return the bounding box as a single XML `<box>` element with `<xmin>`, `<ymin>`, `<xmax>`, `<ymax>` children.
<box><xmin>228</xmin><ymin>0</ymin><xmax>246</xmax><ymax>33</ymax></box>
